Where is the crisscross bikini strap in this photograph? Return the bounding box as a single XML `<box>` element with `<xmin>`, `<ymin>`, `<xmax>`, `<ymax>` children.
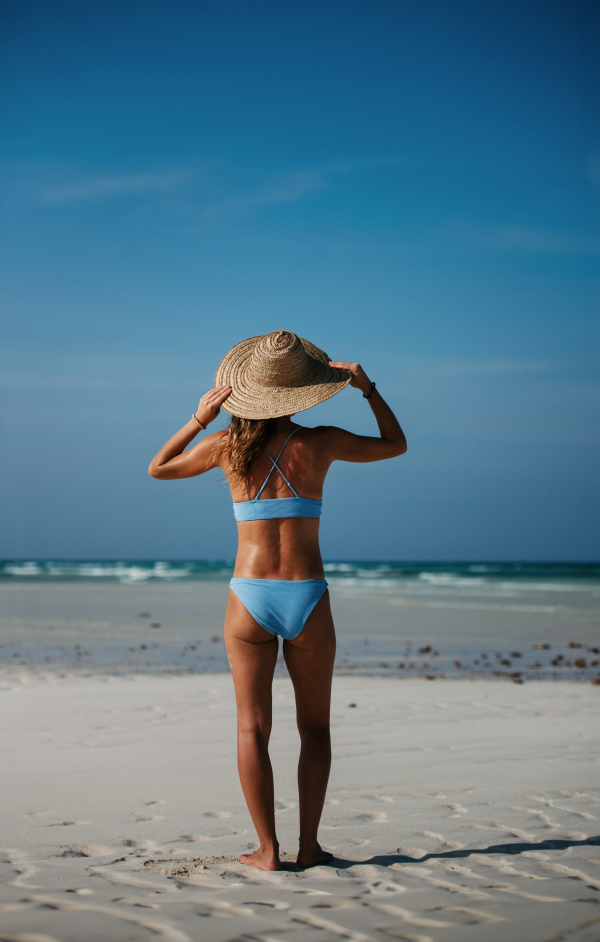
<box><xmin>254</xmin><ymin>428</ymin><xmax>300</xmax><ymax>500</ymax></box>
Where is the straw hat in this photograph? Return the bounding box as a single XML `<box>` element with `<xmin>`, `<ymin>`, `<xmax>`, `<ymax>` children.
<box><xmin>214</xmin><ymin>330</ymin><xmax>351</xmax><ymax>419</ymax></box>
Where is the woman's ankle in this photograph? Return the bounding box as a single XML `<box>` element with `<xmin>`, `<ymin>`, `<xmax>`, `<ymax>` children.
<box><xmin>298</xmin><ymin>836</ymin><xmax>319</xmax><ymax>852</ymax></box>
<box><xmin>259</xmin><ymin>839</ymin><xmax>279</xmax><ymax>856</ymax></box>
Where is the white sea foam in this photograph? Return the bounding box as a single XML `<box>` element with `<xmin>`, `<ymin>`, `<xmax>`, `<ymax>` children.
<box><xmin>3</xmin><ymin>562</ymin><xmax>44</xmax><ymax>577</ymax></box>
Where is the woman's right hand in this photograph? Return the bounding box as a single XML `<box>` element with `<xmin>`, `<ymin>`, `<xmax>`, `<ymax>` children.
<box><xmin>195</xmin><ymin>385</ymin><xmax>231</xmax><ymax>426</ymax></box>
<box><xmin>328</xmin><ymin>361</ymin><xmax>372</xmax><ymax>396</ymax></box>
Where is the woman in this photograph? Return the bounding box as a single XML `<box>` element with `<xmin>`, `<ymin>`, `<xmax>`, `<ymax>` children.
<box><xmin>149</xmin><ymin>330</ymin><xmax>406</xmax><ymax>871</ymax></box>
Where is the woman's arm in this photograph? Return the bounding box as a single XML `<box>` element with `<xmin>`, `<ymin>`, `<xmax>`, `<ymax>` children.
<box><xmin>325</xmin><ymin>361</ymin><xmax>407</xmax><ymax>462</ymax></box>
<box><xmin>148</xmin><ymin>385</ymin><xmax>231</xmax><ymax>480</ymax></box>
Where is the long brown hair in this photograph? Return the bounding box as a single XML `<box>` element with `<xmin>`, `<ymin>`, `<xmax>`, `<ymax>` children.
<box><xmin>216</xmin><ymin>415</ymin><xmax>277</xmax><ymax>486</ymax></box>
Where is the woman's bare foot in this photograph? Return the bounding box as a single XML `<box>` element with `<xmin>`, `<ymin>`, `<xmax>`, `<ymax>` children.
<box><xmin>240</xmin><ymin>847</ymin><xmax>281</xmax><ymax>871</ymax></box>
<box><xmin>296</xmin><ymin>840</ymin><xmax>333</xmax><ymax>869</ymax></box>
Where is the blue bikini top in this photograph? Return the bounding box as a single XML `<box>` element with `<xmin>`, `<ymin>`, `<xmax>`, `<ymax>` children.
<box><xmin>233</xmin><ymin>428</ymin><xmax>322</xmax><ymax>522</ymax></box>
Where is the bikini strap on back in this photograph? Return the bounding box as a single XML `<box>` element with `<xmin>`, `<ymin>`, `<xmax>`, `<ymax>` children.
<box><xmin>254</xmin><ymin>428</ymin><xmax>300</xmax><ymax>500</ymax></box>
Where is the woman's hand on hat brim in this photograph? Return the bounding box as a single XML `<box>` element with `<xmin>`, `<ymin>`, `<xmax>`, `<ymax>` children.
<box><xmin>196</xmin><ymin>385</ymin><xmax>231</xmax><ymax>426</ymax></box>
<box><xmin>328</xmin><ymin>362</ymin><xmax>372</xmax><ymax>396</ymax></box>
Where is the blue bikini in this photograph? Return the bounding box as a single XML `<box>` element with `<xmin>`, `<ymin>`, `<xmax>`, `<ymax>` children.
<box><xmin>230</xmin><ymin>429</ymin><xmax>328</xmax><ymax>640</ymax></box>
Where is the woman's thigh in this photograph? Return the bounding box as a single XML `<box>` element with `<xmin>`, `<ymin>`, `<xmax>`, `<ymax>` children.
<box><xmin>283</xmin><ymin>590</ymin><xmax>336</xmax><ymax>729</ymax></box>
<box><xmin>225</xmin><ymin>589</ymin><xmax>278</xmax><ymax>722</ymax></box>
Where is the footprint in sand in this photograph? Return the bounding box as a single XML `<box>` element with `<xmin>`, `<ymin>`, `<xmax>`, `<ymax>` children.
<box><xmin>122</xmin><ymin>838</ymin><xmax>155</xmax><ymax>850</ymax></box>
<box><xmin>203</xmin><ymin>810</ymin><xmax>232</xmax><ymax>818</ymax></box>
<box><xmin>57</xmin><ymin>844</ymin><xmax>114</xmax><ymax>857</ymax></box>
<box><xmin>353</xmin><ymin>810</ymin><xmax>387</xmax><ymax>823</ymax></box>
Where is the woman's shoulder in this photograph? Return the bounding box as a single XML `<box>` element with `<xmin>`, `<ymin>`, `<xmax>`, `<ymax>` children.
<box><xmin>295</xmin><ymin>425</ymin><xmax>352</xmax><ymax>457</ymax></box>
<box><xmin>297</xmin><ymin>424</ymin><xmax>346</xmax><ymax>438</ymax></box>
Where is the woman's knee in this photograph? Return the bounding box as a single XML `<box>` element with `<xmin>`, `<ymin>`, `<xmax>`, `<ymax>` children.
<box><xmin>237</xmin><ymin>713</ymin><xmax>272</xmax><ymax>739</ymax></box>
<box><xmin>297</xmin><ymin>720</ymin><xmax>330</xmax><ymax>742</ymax></box>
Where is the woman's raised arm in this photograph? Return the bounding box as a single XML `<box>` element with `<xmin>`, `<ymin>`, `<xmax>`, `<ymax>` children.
<box><xmin>148</xmin><ymin>385</ymin><xmax>231</xmax><ymax>480</ymax></box>
<box><xmin>325</xmin><ymin>361</ymin><xmax>407</xmax><ymax>463</ymax></box>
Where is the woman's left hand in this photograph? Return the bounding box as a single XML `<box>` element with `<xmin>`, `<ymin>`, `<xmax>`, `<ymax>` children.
<box><xmin>196</xmin><ymin>385</ymin><xmax>232</xmax><ymax>426</ymax></box>
<box><xmin>328</xmin><ymin>362</ymin><xmax>372</xmax><ymax>395</ymax></box>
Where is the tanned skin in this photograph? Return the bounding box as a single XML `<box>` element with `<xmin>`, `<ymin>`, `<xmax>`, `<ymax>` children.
<box><xmin>149</xmin><ymin>362</ymin><xmax>406</xmax><ymax>870</ymax></box>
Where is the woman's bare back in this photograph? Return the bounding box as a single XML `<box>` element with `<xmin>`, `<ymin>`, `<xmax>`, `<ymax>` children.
<box><xmin>227</xmin><ymin>423</ymin><xmax>330</xmax><ymax>581</ymax></box>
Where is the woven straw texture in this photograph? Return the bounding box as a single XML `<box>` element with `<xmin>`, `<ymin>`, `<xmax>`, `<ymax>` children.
<box><xmin>215</xmin><ymin>330</ymin><xmax>351</xmax><ymax>419</ymax></box>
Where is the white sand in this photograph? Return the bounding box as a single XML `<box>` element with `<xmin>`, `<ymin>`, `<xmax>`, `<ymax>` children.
<box><xmin>1</xmin><ymin>672</ymin><xmax>599</xmax><ymax>941</ymax></box>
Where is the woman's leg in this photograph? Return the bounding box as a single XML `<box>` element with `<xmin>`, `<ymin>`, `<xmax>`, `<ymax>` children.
<box><xmin>224</xmin><ymin>589</ymin><xmax>280</xmax><ymax>871</ymax></box>
<box><xmin>283</xmin><ymin>589</ymin><xmax>336</xmax><ymax>868</ymax></box>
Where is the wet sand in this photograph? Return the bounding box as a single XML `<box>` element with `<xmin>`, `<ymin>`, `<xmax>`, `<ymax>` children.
<box><xmin>1</xmin><ymin>579</ymin><xmax>599</xmax><ymax>680</ymax></box>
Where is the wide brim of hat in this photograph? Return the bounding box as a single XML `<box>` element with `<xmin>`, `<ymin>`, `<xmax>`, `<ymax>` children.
<box><xmin>215</xmin><ymin>334</ymin><xmax>352</xmax><ymax>419</ymax></box>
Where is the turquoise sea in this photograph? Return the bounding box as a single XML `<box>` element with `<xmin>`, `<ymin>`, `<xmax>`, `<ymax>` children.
<box><xmin>2</xmin><ymin>559</ymin><xmax>599</xmax><ymax>587</ymax></box>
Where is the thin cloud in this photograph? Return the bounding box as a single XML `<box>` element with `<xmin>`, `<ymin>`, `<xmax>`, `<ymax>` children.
<box><xmin>206</xmin><ymin>169</ymin><xmax>326</xmax><ymax>216</ymax></box>
<box><xmin>204</xmin><ymin>158</ymin><xmax>404</xmax><ymax>217</ymax></box>
<box><xmin>24</xmin><ymin>156</ymin><xmax>403</xmax><ymax>216</ymax></box>
<box><xmin>43</xmin><ymin>168</ymin><xmax>190</xmax><ymax>204</ymax></box>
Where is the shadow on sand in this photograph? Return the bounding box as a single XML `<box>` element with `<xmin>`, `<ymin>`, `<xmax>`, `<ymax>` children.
<box><xmin>316</xmin><ymin>835</ymin><xmax>600</xmax><ymax>871</ymax></box>
<box><xmin>276</xmin><ymin>835</ymin><xmax>600</xmax><ymax>872</ymax></box>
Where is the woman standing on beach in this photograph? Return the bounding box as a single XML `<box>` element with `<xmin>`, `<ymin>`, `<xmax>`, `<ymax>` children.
<box><xmin>149</xmin><ymin>330</ymin><xmax>407</xmax><ymax>870</ymax></box>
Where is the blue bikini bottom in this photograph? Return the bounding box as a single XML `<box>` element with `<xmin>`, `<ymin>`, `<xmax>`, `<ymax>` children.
<box><xmin>229</xmin><ymin>578</ymin><xmax>328</xmax><ymax>640</ymax></box>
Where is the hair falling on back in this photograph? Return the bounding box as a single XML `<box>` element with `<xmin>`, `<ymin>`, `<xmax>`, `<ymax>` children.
<box><xmin>218</xmin><ymin>415</ymin><xmax>277</xmax><ymax>485</ymax></box>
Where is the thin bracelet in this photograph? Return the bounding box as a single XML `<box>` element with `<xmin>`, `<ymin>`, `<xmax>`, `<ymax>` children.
<box><xmin>363</xmin><ymin>381</ymin><xmax>376</xmax><ymax>399</ymax></box>
<box><xmin>192</xmin><ymin>413</ymin><xmax>206</xmax><ymax>430</ymax></box>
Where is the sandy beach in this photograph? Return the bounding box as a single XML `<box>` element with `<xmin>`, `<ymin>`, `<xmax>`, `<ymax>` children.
<box><xmin>1</xmin><ymin>576</ymin><xmax>599</xmax><ymax>940</ymax></box>
<box><xmin>2</xmin><ymin>670</ymin><xmax>599</xmax><ymax>942</ymax></box>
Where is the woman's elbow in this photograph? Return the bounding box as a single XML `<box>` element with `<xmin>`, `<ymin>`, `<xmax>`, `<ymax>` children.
<box><xmin>148</xmin><ymin>462</ymin><xmax>166</xmax><ymax>479</ymax></box>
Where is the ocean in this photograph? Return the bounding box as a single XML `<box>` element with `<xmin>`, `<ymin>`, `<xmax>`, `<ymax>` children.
<box><xmin>2</xmin><ymin>558</ymin><xmax>599</xmax><ymax>587</ymax></box>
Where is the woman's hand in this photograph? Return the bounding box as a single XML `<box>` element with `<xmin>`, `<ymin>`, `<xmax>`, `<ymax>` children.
<box><xmin>196</xmin><ymin>385</ymin><xmax>231</xmax><ymax>426</ymax></box>
<box><xmin>328</xmin><ymin>362</ymin><xmax>372</xmax><ymax>395</ymax></box>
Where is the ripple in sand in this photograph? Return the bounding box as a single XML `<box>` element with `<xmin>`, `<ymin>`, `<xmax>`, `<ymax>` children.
<box><xmin>440</xmin><ymin>905</ymin><xmax>504</xmax><ymax>925</ymax></box>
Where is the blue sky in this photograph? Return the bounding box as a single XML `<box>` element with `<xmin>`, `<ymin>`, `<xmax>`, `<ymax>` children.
<box><xmin>1</xmin><ymin>0</ymin><xmax>598</xmax><ymax>561</ymax></box>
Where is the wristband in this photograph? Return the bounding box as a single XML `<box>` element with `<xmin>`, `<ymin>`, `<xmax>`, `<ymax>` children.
<box><xmin>363</xmin><ymin>381</ymin><xmax>376</xmax><ymax>399</ymax></box>
<box><xmin>192</xmin><ymin>413</ymin><xmax>207</xmax><ymax>430</ymax></box>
